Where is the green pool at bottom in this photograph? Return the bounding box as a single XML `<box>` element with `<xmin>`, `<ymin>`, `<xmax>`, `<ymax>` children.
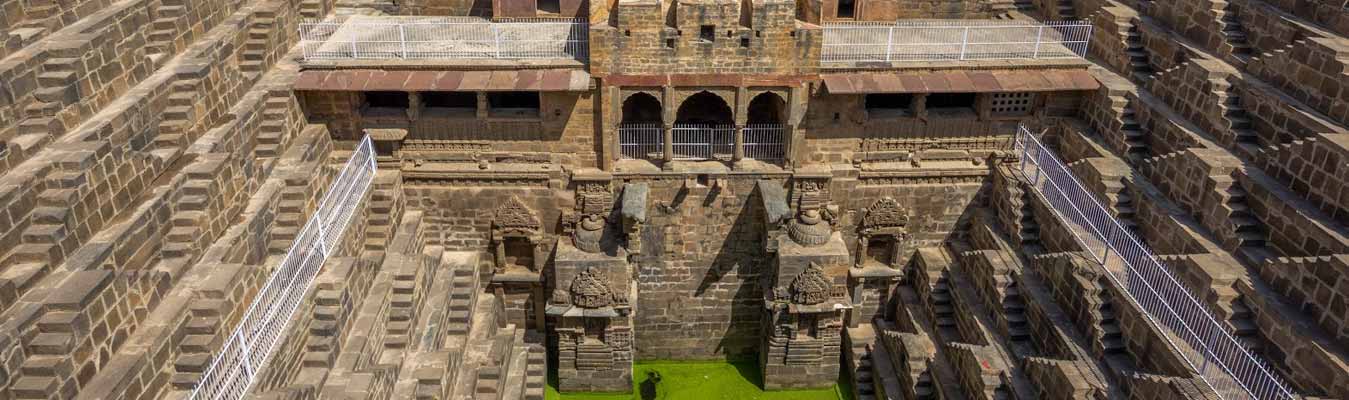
<box><xmin>547</xmin><ymin>361</ymin><xmax>854</xmax><ymax>400</ymax></box>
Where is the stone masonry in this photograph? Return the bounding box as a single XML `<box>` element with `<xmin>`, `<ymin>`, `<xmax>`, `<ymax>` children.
<box><xmin>0</xmin><ymin>0</ymin><xmax>1344</xmax><ymax>398</ymax></box>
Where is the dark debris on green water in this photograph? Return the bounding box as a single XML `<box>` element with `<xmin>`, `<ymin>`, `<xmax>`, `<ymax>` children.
<box><xmin>546</xmin><ymin>361</ymin><xmax>854</xmax><ymax>400</ymax></box>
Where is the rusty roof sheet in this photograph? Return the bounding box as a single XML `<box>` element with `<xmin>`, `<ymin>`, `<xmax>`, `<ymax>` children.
<box><xmin>294</xmin><ymin>69</ymin><xmax>591</xmax><ymax>91</ymax></box>
<box><xmin>822</xmin><ymin>69</ymin><xmax>1099</xmax><ymax>94</ymax></box>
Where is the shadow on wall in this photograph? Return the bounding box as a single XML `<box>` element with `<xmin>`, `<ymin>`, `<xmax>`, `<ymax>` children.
<box><xmin>702</xmin><ymin>182</ymin><xmax>768</xmax><ymax>361</ymax></box>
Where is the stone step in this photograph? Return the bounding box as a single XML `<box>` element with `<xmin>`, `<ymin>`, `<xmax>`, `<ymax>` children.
<box><xmin>20</xmin><ymin>355</ymin><xmax>73</xmax><ymax>377</ymax></box>
<box><xmin>29</xmin><ymin>332</ymin><xmax>74</xmax><ymax>355</ymax></box>
<box><xmin>9</xmin><ymin>376</ymin><xmax>58</xmax><ymax>399</ymax></box>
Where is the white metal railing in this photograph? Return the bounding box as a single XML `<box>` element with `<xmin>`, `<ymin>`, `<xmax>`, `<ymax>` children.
<box><xmin>744</xmin><ymin>123</ymin><xmax>785</xmax><ymax>161</ymax></box>
<box><xmin>190</xmin><ymin>136</ymin><xmax>378</xmax><ymax>400</ymax></box>
<box><xmin>672</xmin><ymin>124</ymin><xmax>734</xmax><ymax>161</ymax></box>
<box><xmin>299</xmin><ymin>17</ymin><xmax>589</xmax><ymax>61</ymax></box>
<box><xmin>1013</xmin><ymin>127</ymin><xmax>1296</xmax><ymax>400</ymax></box>
<box><xmin>822</xmin><ymin>20</ymin><xmax>1091</xmax><ymax>63</ymax></box>
<box><xmin>619</xmin><ymin>123</ymin><xmax>663</xmax><ymax>160</ymax></box>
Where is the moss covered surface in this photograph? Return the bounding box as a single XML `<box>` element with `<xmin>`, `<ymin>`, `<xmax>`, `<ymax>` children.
<box><xmin>546</xmin><ymin>361</ymin><xmax>853</xmax><ymax>400</ymax></box>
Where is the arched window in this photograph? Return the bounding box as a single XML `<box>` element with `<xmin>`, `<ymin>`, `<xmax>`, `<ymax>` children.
<box><xmin>744</xmin><ymin>92</ymin><xmax>787</xmax><ymax>161</ymax></box>
<box><xmin>673</xmin><ymin>92</ymin><xmax>735</xmax><ymax>160</ymax></box>
<box><xmin>618</xmin><ymin>93</ymin><xmax>664</xmax><ymax>160</ymax></box>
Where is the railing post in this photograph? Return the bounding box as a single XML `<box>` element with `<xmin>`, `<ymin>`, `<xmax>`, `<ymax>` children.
<box><xmin>1033</xmin><ymin>25</ymin><xmax>1044</xmax><ymax>59</ymax></box>
<box><xmin>492</xmin><ymin>24</ymin><xmax>502</xmax><ymax>59</ymax></box>
<box><xmin>959</xmin><ymin>27</ymin><xmax>970</xmax><ymax>60</ymax></box>
<box><xmin>885</xmin><ymin>26</ymin><xmax>894</xmax><ymax>62</ymax></box>
<box><xmin>399</xmin><ymin>24</ymin><xmax>408</xmax><ymax>59</ymax></box>
<box><xmin>350</xmin><ymin>31</ymin><xmax>359</xmax><ymax>58</ymax></box>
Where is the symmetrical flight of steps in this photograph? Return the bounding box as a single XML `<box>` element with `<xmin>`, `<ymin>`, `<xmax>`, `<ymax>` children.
<box><xmin>1220</xmin><ymin>86</ymin><xmax>1262</xmax><ymax>153</ymax></box>
<box><xmin>1094</xmin><ymin>281</ymin><xmax>1126</xmax><ymax>356</ymax></box>
<box><xmin>930</xmin><ymin>276</ymin><xmax>957</xmax><ymax>332</ymax></box>
<box><xmin>1119</xmin><ymin>103</ymin><xmax>1150</xmax><ymax>162</ymax></box>
<box><xmin>1002</xmin><ymin>283</ymin><xmax>1031</xmax><ymax>343</ymax></box>
<box><xmin>1222</xmin><ymin>183</ymin><xmax>1268</xmax><ymax>249</ymax></box>
<box><xmin>1228</xmin><ymin>297</ymin><xmax>1265</xmax><ymax>354</ymax></box>
<box><xmin>1126</xmin><ymin>26</ymin><xmax>1156</xmax><ymax>82</ymax></box>
<box><xmin>1113</xmin><ymin>188</ymin><xmax>1140</xmax><ymax>233</ymax></box>
<box><xmin>1219</xmin><ymin>2</ymin><xmax>1253</xmax><ymax>62</ymax></box>
<box><xmin>1056</xmin><ymin>0</ymin><xmax>1076</xmax><ymax>18</ymax></box>
<box><xmin>849</xmin><ymin>340</ymin><xmax>879</xmax><ymax>400</ymax></box>
<box><xmin>147</xmin><ymin>0</ymin><xmax>188</xmax><ymax>61</ymax></box>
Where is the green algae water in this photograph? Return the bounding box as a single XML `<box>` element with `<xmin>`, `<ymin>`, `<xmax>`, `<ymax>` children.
<box><xmin>547</xmin><ymin>361</ymin><xmax>854</xmax><ymax>400</ymax></box>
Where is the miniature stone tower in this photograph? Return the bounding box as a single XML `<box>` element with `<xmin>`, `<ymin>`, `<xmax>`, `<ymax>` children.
<box><xmin>761</xmin><ymin>173</ymin><xmax>852</xmax><ymax>389</ymax></box>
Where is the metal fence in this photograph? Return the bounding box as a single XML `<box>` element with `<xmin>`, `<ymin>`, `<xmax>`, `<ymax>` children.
<box><xmin>1013</xmin><ymin>127</ymin><xmax>1295</xmax><ymax>400</ymax></box>
<box><xmin>672</xmin><ymin>124</ymin><xmax>734</xmax><ymax>160</ymax></box>
<box><xmin>299</xmin><ymin>17</ymin><xmax>589</xmax><ymax>61</ymax></box>
<box><xmin>744</xmin><ymin>123</ymin><xmax>785</xmax><ymax>161</ymax></box>
<box><xmin>822</xmin><ymin>20</ymin><xmax>1091</xmax><ymax>62</ymax></box>
<box><xmin>190</xmin><ymin>136</ymin><xmax>378</xmax><ymax>400</ymax></box>
<box><xmin>619</xmin><ymin>123</ymin><xmax>664</xmax><ymax>160</ymax></box>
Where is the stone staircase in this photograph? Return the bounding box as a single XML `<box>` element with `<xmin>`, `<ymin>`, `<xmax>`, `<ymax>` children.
<box><xmin>1119</xmin><ymin>102</ymin><xmax>1150</xmax><ymax>162</ymax></box>
<box><xmin>240</xmin><ymin>11</ymin><xmax>277</xmax><ymax>78</ymax></box>
<box><xmin>1113</xmin><ymin>188</ymin><xmax>1140</xmax><ymax>233</ymax></box>
<box><xmin>930</xmin><ymin>275</ymin><xmax>958</xmax><ymax>331</ymax></box>
<box><xmin>299</xmin><ymin>0</ymin><xmax>325</xmax><ymax>18</ymax></box>
<box><xmin>1126</xmin><ymin>25</ymin><xmax>1155</xmax><ymax>82</ymax></box>
<box><xmin>256</xmin><ymin>96</ymin><xmax>296</xmax><ymax>158</ymax></box>
<box><xmin>1002</xmin><ymin>282</ymin><xmax>1031</xmax><ymax>343</ymax></box>
<box><xmin>1094</xmin><ymin>281</ymin><xmax>1126</xmax><ymax>356</ymax></box>
<box><xmin>1227</xmin><ymin>296</ymin><xmax>1265</xmax><ymax>354</ymax></box>
<box><xmin>1219</xmin><ymin>2</ymin><xmax>1253</xmax><ymax>63</ymax></box>
<box><xmin>1222</xmin><ymin>183</ymin><xmax>1268</xmax><ymax>249</ymax></box>
<box><xmin>1220</xmin><ymin>85</ymin><xmax>1262</xmax><ymax>154</ymax></box>
<box><xmin>523</xmin><ymin>343</ymin><xmax>546</xmax><ymax>400</ymax></box>
<box><xmin>1056</xmin><ymin>0</ymin><xmax>1076</xmax><ymax>18</ymax></box>
<box><xmin>446</xmin><ymin>258</ymin><xmax>480</xmax><ymax>337</ymax></box>
<box><xmin>161</xmin><ymin>163</ymin><xmax>218</xmax><ymax>259</ymax></box>
<box><xmin>146</xmin><ymin>0</ymin><xmax>187</xmax><ymax>61</ymax></box>
<box><xmin>1018</xmin><ymin>190</ymin><xmax>1044</xmax><ymax>255</ymax></box>
<box><xmin>154</xmin><ymin>77</ymin><xmax>206</xmax><ymax>152</ymax></box>
<box><xmin>857</xmin><ymin>350</ymin><xmax>878</xmax><ymax>400</ymax></box>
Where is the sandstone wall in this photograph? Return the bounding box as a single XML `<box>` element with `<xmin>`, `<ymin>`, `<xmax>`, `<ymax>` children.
<box><xmin>588</xmin><ymin>0</ymin><xmax>817</xmax><ymax>76</ymax></box>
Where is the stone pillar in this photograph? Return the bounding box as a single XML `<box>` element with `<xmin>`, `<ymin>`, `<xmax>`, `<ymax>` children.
<box><xmin>733</xmin><ymin>125</ymin><xmax>746</xmax><ymax>162</ymax></box>
<box><xmin>476</xmin><ymin>92</ymin><xmax>489</xmax><ymax>118</ymax></box>
<box><xmin>662</xmin><ymin>86</ymin><xmax>676</xmax><ymax>168</ymax></box>
<box><xmin>407</xmin><ymin>92</ymin><xmax>421</xmax><ymax>120</ymax></box>
<box><xmin>785</xmin><ymin>85</ymin><xmax>808</xmax><ymax>168</ymax></box>
<box><xmin>662</xmin><ymin>124</ymin><xmax>675</xmax><ymax>165</ymax></box>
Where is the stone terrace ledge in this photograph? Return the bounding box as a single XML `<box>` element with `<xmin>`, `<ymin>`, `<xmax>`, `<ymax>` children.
<box><xmin>820</xmin><ymin>19</ymin><xmax>1093</xmax><ymax>70</ymax></box>
<box><xmin>297</xmin><ymin>15</ymin><xmax>590</xmax><ymax>68</ymax></box>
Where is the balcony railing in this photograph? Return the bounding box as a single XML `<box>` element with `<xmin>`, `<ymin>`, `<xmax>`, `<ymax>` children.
<box><xmin>1014</xmin><ymin>127</ymin><xmax>1296</xmax><ymax>400</ymax></box>
<box><xmin>618</xmin><ymin>124</ymin><xmax>785</xmax><ymax>162</ymax></box>
<box><xmin>299</xmin><ymin>17</ymin><xmax>589</xmax><ymax>62</ymax></box>
<box><xmin>822</xmin><ymin>20</ymin><xmax>1091</xmax><ymax>63</ymax></box>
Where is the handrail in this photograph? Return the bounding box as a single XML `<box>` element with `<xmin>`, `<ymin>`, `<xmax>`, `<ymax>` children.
<box><xmin>189</xmin><ymin>136</ymin><xmax>378</xmax><ymax>400</ymax></box>
<box><xmin>1013</xmin><ymin>126</ymin><xmax>1295</xmax><ymax>400</ymax></box>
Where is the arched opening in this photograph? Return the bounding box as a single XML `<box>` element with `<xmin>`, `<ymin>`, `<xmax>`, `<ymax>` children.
<box><xmin>744</xmin><ymin>92</ymin><xmax>787</xmax><ymax>161</ymax></box>
<box><xmin>619</xmin><ymin>93</ymin><xmax>664</xmax><ymax>160</ymax></box>
<box><xmin>673</xmin><ymin>92</ymin><xmax>734</xmax><ymax>160</ymax></box>
<box><xmin>621</xmin><ymin>92</ymin><xmax>662</xmax><ymax>124</ymax></box>
<box><xmin>747</xmin><ymin>92</ymin><xmax>786</xmax><ymax>124</ymax></box>
<box><xmin>675</xmin><ymin>91</ymin><xmax>733</xmax><ymax>125</ymax></box>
